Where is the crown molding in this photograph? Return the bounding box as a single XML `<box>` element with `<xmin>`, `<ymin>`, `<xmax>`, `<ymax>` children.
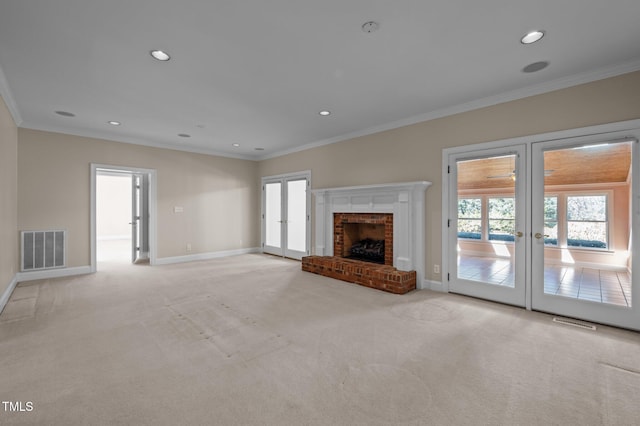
<box><xmin>19</xmin><ymin>122</ymin><xmax>260</xmax><ymax>161</ymax></box>
<box><xmin>259</xmin><ymin>58</ymin><xmax>640</xmax><ymax>161</ymax></box>
<box><xmin>0</xmin><ymin>64</ymin><xmax>23</xmax><ymax>126</ymax></box>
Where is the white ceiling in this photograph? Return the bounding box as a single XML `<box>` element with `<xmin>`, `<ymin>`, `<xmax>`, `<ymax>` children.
<box><xmin>1</xmin><ymin>0</ymin><xmax>640</xmax><ymax>160</ymax></box>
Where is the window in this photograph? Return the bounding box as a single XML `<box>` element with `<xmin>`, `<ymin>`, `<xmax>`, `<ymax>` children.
<box><xmin>488</xmin><ymin>197</ymin><xmax>515</xmax><ymax>241</ymax></box>
<box><xmin>458</xmin><ymin>198</ymin><xmax>482</xmax><ymax>240</ymax></box>
<box><xmin>567</xmin><ymin>195</ymin><xmax>608</xmax><ymax>249</ymax></box>
<box><xmin>544</xmin><ymin>196</ymin><xmax>558</xmax><ymax>246</ymax></box>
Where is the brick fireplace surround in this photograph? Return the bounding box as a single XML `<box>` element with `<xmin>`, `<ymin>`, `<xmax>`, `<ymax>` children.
<box><xmin>302</xmin><ymin>182</ymin><xmax>431</xmax><ymax>294</ymax></box>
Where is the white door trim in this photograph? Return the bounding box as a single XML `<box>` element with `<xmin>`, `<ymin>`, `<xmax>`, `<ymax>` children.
<box><xmin>90</xmin><ymin>163</ymin><xmax>158</xmax><ymax>272</ymax></box>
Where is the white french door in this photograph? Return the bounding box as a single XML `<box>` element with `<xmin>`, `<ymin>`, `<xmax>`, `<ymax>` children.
<box><xmin>262</xmin><ymin>172</ymin><xmax>311</xmax><ymax>260</ymax></box>
<box><xmin>531</xmin><ymin>134</ymin><xmax>639</xmax><ymax>330</ymax></box>
<box><xmin>444</xmin><ymin>124</ymin><xmax>640</xmax><ymax>331</ymax></box>
<box><xmin>447</xmin><ymin>145</ymin><xmax>527</xmax><ymax>307</ymax></box>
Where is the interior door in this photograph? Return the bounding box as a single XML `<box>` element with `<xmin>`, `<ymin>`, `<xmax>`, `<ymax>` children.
<box><xmin>448</xmin><ymin>145</ymin><xmax>527</xmax><ymax>306</ymax></box>
<box><xmin>131</xmin><ymin>173</ymin><xmax>149</xmax><ymax>263</ymax></box>
<box><xmin>531</xmin><ymin>136</ymin><xmax>639</xmax><ymax>330</ymax></box>
<box><xmin>262</xmin><ymin>173</ymin><xmax>310</xmax><ymax>260</ymax></box>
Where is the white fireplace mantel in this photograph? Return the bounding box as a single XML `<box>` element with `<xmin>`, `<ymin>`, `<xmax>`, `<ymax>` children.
<box><xmin>311</xmin><ymin>181</ymin><xmax>431</xmax><ymax>289</ymax></box>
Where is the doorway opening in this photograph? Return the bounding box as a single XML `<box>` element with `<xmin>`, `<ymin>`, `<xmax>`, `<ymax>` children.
<box><xmin>91</xmin><ymin>164</ymin><xmax>156</xmax><ymax>272</ymax></box>
<box><xmin>96</xmin><ymin>171</ymin><xmax>133</xmax><ymax>265</ymax></box>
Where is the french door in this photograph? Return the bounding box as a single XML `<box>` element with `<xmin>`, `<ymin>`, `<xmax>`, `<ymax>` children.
<box><xmin>447</xmin><ymin>145</ymin><xmax>527</xmax><ymax>306</ymax></box>
<box><xmin>445</xmin><ymin>129</ymin><xmax>640</xmax><ymax>330</ymax></box>
<box><xmin>262</xmin><ymin>172</ymin><xmax>311</xmax><ymax>260</ymax></box>
<box><xmin>531</xmin><ymin>134</ymin><xmax>639</xmax><ymax>330</ymax></box>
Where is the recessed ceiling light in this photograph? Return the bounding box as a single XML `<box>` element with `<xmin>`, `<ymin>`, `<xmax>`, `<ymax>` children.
<box><xmin>521</xmin><ymin>30</ymin><xmax>545</xmax><ymax>44</ymax></box>
<box><xmin>232</xmin><ymin>143</ymin><xmax>240</xmax><ymax>147</ymax></box>
<box><xmin>108</xmin><ymin>121</ymin><xmax>121</xmax><ymax>126</ymax></box>
<box><xmin>55</xmin><ymin>110</ymin><xmax>75</xmax><ymax>117</ymax></box>
<box><xmin>522</xmin><ymin>61</ymin><xmax>549</xmax><ymax>73</ymax></box>
<box><xmin>178</xmin><ymin>133</ymin><xmax>191</xmax><ymax>138</ymax></box>
<box><xmin>150</xmin><ymin>50</ymin><xmax>171</xmax><ymax>61</ymax></box>
<box><xmin>319</xmin><ymin>110</ymin><xmax>331</xmax><ymax>116</ymax></box>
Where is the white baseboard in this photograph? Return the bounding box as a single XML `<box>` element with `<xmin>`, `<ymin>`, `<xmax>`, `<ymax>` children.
<box><xmin>423</xmin><ymin>279</ymin><xmax>445</xmax><ymax>292</ymax></box>
<box><xmin>155</xmin><ymin>247</ymin><xmax>261</xmax><ymax>265</ymax></box>
<box><xmin>16</xmin><ymin>266</ymin><xmax>93</xmax><ymax>282</ymax></box>
<box><xmin>0</xmin><ymin>274</ymin><xmax>19</xmax><ymax>315</ymax></box>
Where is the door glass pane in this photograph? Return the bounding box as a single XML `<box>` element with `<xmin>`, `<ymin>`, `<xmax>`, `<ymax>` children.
<box><xmin>456</xmin><ymin>155</ymin><xmax>516</xmax><ymax>287</ymax></box>
<box><xmin>542</xmin><ymin>142</ymin><xmax>632</xmax><ymax>306</ymax></box>
<box><xmin>265</xmin><ymin>182</ymin><xmax>282</xmax><ymax>248</ymax></box>
<box><xmin>287</xmin><ymin>180</ymin><xmax>307</xmax><ymax>252</ymax></box>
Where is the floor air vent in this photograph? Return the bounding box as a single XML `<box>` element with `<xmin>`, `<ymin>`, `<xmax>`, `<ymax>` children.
<box><xmin>21</xmin><ymin>230</ymin><xmax>66</xmax><ymax>272</ymax></box>
<box><xmin>552</xmin><ymin>317</ymin><xmax>597</xmax><ymax>331</ymax></box>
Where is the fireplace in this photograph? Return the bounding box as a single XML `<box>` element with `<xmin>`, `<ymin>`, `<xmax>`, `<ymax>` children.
<box><xmin>302</xmin><ymin>181</ymin><xmax>431</xmax><ymax>294</ymax></box>
<box><xmin>334</xmin><ymin>213</ymin><xmax>393</xmax><ymax>265</ymax></box>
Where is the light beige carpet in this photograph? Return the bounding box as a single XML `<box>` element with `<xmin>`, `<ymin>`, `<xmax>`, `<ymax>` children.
<box><xmin>1</xmin><ymin>254</ymin><xmax>639</xmax><ymax>425</ymax></box>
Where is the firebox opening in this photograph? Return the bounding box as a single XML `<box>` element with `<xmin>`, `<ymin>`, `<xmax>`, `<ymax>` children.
<box><xmin>342</xmin><ymin>223</ymin><xmax>386</xmax><ymax>264</ymax></box>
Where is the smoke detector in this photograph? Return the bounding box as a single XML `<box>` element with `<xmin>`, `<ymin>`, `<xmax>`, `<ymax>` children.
<box><xmin>362</xmin><ymin>21</ymin><xmax>379</xmax><ymax>33</ymax></box>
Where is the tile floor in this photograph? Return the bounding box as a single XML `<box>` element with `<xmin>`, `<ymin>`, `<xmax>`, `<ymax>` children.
<box><xmin>457</xmin><ymin>255</ymin><xmax>632</xmax><ymax>307</ymax></box>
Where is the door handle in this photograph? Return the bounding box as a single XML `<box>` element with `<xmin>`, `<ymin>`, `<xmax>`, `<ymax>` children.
<box><xmin>534</xmin><ymin>233</ymin><xmax>549</xmax><ymax>239</ymax></box>
<box><xmin>514</xmin><ymin>231</ymin><xmax>523</xmax><ymax>238</ymax></box>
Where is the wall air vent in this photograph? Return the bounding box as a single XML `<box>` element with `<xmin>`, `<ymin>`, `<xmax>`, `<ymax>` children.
<box><xmin>21</xmin><ymin>230</ymin><xmax>66</xmax><ymax>272</ymax></box>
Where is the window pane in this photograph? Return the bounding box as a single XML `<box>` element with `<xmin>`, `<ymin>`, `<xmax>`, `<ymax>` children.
<box><xmin>488</xmin><ymin>197</ymin><xmax>514</xmax><ymax>241</ymax></box>
<box><xmin>489</xmin><ymin>219</ymin><xmax>515</xmax><ymax>241</ymax></box>
<box><xmin>489</xmin><ymin>197</ymin><xmax>515</xmax><ymax>219</ymax></box>
<box><xmin>458</xmin><ymin>198</ymin><xmax>481</xmax><ymax>218</ymax></box>
<box><xmin>544</xmin><ymin>196</ymin><xmax>557</xmax><ymax>221</ymax></box>
<box><xmin>265</xmin><ymin>183</ymin><xmax>281</xmax><ymax>247</ymax></box>
<box><xmin>567</xmin><ymin>196</ymin><xmax>606</xmax><ymax>221</ymax></box>
<box><xmin>458</xmin><ymin>219</ymin><xmax>482</xmax><ymax>239</ymax></box>
<box><xmin>287</xmin><ymin>180</ymin><xmax>307</xmax><ymax>252</ymax></box>
<box><xmin>544</xmin><ymin>196</ymin><xmax>558</xmax><ymax>245</ymax></box>
<box><xmin>568</xmin><ymin>222</ymin><xmax>607</xmax><ymax>248</ymax></box>
<box><xmin>458</xmin><ymin>198</ymin><xmax>482</xmax><ymax>239</ymax></box>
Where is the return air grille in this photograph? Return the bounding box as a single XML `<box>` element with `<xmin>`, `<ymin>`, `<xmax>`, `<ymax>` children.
<box><xmin>21</xmin><ymin>230</ymin><xmax>66</xmax><ymax>272</ymax></box>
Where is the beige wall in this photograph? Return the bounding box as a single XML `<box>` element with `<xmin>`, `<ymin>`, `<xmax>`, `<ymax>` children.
<box><xmin>18</xmin><ymin>129</ymin><xmax>260</xmax><ymax>267</ymax></box>
<box><xmin>258</xmin><ymin>71</ymin><xmax>640</xmax><ymax>282</ymax></box>
<box><xmin>0</xmin><ymin>95</ymin><xmax>18</xmax><ymax>298</ymax></box>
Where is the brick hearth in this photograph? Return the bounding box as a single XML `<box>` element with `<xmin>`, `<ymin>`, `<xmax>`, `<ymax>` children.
<box><xmin>302</xmin><ymin>256</ymin><xmax>416</xmax><ymax>294</ymax></box>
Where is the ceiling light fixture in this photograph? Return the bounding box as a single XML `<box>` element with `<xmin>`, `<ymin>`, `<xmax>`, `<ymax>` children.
<box><xmin>55</xmin><ymin>110</ymin><xmax>75</xmax><ymax>117</ymax></box>
<box><xmin>108</xmin><ymin>121</ymin><xmax>121</xmax><ymax>126</ymax></box>
<box><xmin>521</xmin><ymin>30</ymin><xmax>545</xmax><ymax>44</ymax></box>
<box><xmin>319</xmin><ymin>110</ymin><xmax>331</xmax><ymax>116</ymax></box>
<box><xmin>522</xmin><ymin>61</ymin><xmax>549</xmax><ymax>73</ymax></box>
<box><xmin>232</xmin><ymin>143</ymin><xmax>240</xmax><ymax>147</ymax></box>
<box><xmin>150</xmin><ymin>50</ymin><xmax>171</xmax><ymax>61</ymax></box>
